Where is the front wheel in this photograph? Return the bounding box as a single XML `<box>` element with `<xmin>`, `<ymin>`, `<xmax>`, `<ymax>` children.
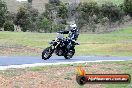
<box><xmin>42</xmin><ymin>47</ymin><xmax>53</xmax><ymax>60</ymax></box>
<box><xmin>64</xmin><ymin>49</ymin><xmax>75</xmax><ymax>59</ymax></box>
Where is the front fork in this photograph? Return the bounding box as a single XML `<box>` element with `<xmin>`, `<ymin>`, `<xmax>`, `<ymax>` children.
<box><xmin>49</xmin><ymin>45</ymin><xmax>55</xmax><ymax>54</ymax></box>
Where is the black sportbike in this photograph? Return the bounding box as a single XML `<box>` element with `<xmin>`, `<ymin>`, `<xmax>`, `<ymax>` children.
<box><xmin>42</xmin><ymin>31</ymin><xmax>79</xmax><ymax>60</ymax></box>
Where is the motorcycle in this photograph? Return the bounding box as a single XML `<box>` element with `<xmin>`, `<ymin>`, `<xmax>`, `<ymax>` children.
<box><xmin>42</xmin><ymin>31</ymin><xmax>79</xmax><ymax>60</ymax></box>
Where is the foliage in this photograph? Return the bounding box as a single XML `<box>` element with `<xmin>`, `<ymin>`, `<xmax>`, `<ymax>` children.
<box><xmin>57</xmin><ymin>3</ymin><xmax>68</xmax><ymax>19</ymax></box>
<box><xmin>3</xmin><ymin>21</ymin><xmax>14</xmax><ymax>31</ymax></box>
<box><xmin>77</xmin><ymin>2</ymin><xmax>100</xmax><ymax>20</ymax></box>
<box><xmin>28</xmin><ymin>0</ymin><xmax>32</xmax><ymax>4</ymax></box>
<box><xmin>100</xmin><ymin>2</ymin><xmax>124</xmax><ymax>22</ymax></box>
<box><xmin>1</xmin><ymin>0</ymin><xmax>129</xmax><ymax>33</ymax></box>
<box><xmin>76</xmin><ymin>1</ymin><xmax>101</xmax><ymax>31</ymax></box>
<box><xmin>5</xmin><ymin>11</ymin><xmax>16</xmax><ymax>21</ymax></box>
<box><xmin>37</xmin><ymin>17</ymin><xmax>52</xmax><ymax>32</ymax></box>
<box><xmin>120</xmin><ymin>0</ymin><xmax>132</xmax><ymax>17</ymax></box>
<box><xmin>76</xmin><ymin>1</ymin><xmax>126</xmax><ymax>32</ymax></box>
<box><xmin>49</xmin><ymin>0</ymin><xmax>60</xmax><ymax>5</ymax></box>
<box><xmin>76</xmin><ymin>18</ymin><xmax>87</xmax><ymax>29</ymax></box>
<box><xmin>44</xmin><ymin>3</ymin><xmax>55</xmax><ymax>21</ymax></box>
<box><xmin>0</xmin><ymin>0</ymin><xmax>7</xmax><ymax>28</ymax></box>
<box><xmin>40</xmin><ymin>2</ymin><xmax>67</xmax><ymax>32</ymax></box>
<box><xmin>14</xmin><ymin>6</ymin><xmax>30</xmax><ymax>32</ymax></box>
<box><xmin>76</xmin><ymin>1</ymin><xmax>100</xmax><ymax>32</ymax></box>
<box><xmin>14</xmin><ymin>4</ymin><xmax>38</xmax><ymax>32</ymax></box>
<box><xmin>52</xmin><ymin>23</ymin><xmax>66</xmax><ymax>32</ymax></box>
<box><xmin>28</xmin><ymin>5</ymin><xmax>39</xmax><ymax>22</ymax></box>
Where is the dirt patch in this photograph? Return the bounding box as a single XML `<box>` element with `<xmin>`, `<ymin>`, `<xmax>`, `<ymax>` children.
<box><xmin>0</xmin><ymin>63</ymin><xmax>130</xmax><ymax>88</ymax></box>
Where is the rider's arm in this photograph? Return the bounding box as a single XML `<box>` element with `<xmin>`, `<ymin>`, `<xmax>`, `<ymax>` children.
<box><xmin>57</xmin><ymin>30</ymin><xmax>69</xmax><ymax>34</ymax></box>
<box><xmin>63</xmin><ymin>30</ymin><xmax>69</xmax><ymax>34</ymax></box>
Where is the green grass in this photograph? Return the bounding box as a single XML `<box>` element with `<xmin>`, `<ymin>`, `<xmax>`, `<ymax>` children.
<box><xmin>0</xmin><ymin>32</ymin><xmax>55</xmax><ymax>48</ymax></box>
<box><xmin>0</xmin><ymin>26</ymin><xmax>132</xmax><ymax>56</ymax></box>
<box><xmin>76</xmin><ymin>26</ymin><xmax>132</xmax><ymax>56</ymax></box>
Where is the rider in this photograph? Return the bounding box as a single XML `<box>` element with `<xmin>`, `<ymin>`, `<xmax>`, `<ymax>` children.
<box><xmin>68</xmin><ymin>23</ymin><xmax>79</xmax><ymax>41</ymax></box>
<box><xmin>65</xmin><ymin>23</ymin><xmax>79</xmax><ymax>49</ymax></box>
<box><xmin>57</xmin><ymin>23</ymin><xmax>79</xmax><ymax>47</ymax></box>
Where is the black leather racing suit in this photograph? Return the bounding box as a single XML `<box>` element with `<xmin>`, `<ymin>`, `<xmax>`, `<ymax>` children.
<box><xmin>68</xmin><ymin>28</ymin><xmax>79</xmax><ymax>41</ymax></box>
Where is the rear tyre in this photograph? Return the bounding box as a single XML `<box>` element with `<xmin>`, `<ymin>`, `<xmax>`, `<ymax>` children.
<box><xmin>42</xmin><ymin>47</ymin><xmax>53</xmax><ymax>60</ymax></box>
<box><xmin>64</xmin><ymin>49</ymin><xmax>75</xmax><ymax>59</ymax></box>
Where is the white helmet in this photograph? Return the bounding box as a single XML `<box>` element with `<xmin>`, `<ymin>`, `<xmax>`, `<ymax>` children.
<box><xmin>69</xmin><ymin>23</ymin><xmax>77</xmax><ymax>31</ymax></box>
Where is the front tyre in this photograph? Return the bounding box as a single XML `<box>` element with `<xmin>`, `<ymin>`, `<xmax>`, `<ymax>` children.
<box><xmin>42</xmin><ymin>47</ymin><xmax>53</xmax><ymax>60</ymax></box>
<box><xmin>64</xmin><ymin>49</ymin><xmax>75</xmax><ymax>59</ymax></box>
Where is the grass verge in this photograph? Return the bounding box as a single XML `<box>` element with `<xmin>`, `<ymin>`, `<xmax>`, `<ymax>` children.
<box><xmin>0</xmin><ymin>26</ymin><xmax>132</xmax><ymax>56</ymax></box>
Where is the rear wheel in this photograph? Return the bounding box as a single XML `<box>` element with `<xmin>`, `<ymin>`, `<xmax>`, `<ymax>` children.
<box><xmin>64</xmin><ymin>49</ymin><xmax>75</xmax><ymax>59</ymax></box>
<box><xmin>42</xmin><ymin>47</ymin><xmax>53</xmax><ymax>60</ymax></box>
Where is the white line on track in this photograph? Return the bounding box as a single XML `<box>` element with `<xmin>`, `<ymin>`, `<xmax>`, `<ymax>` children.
<box><xmin>0</xmin><ymin>60</ymin><xmax>125</xmax><ymax>70</ymax></box>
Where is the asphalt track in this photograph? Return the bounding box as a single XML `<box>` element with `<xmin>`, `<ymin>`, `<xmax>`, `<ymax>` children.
<box><xmin>0</xmin><ymin>56</ymin><xmax>132</xmax><ymax>69</ymax></box>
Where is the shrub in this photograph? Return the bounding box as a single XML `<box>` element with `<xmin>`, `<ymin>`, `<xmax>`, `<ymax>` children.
<box><xmin>76</xmin><ymin>18</ymin><xmax>87</xmax><ymax>29</ymax></box>
<box><xmin>14</xmin><ymin>4</ymin><xmax>38</xmax><ymax>32</ymax></box>
<box><xmin>14</xmin><ymin>7</ymin><xmax>31</xmax><ymax>32</ymax></box>
<box><xmin>0</xmin><ymin>0</ymin><xmax>7</xmax><ymax>28</ymax></box>
<box><xmin>76</xmin><ymin>1</ymin><xmax>100</xmax><ymax>31</ymax></box>
<box><xmin>57</xmin><ymin>3</ymin><xmax>68</xmax><ymax>19</ymax></box>
<box><xmin>100</xmin><ymin>2</ymin><xmax>124</xmax><ymax>22</ymax></box>
<box><xmin>6</xmin><ymin>12</ymin><xmax>16</xmax><ymax>21</ymax></box>
<box><xmin>37</xmin><ymin>17</ymin><xmax>52</xmax><ymax>32</ymax></box>
<box><xmin>120</xmin><ymin>0</ymin><xmax>132</xmax><ymax>17</ymax></box>
<box><xmin>52</xmin><ymin>23</ymin><xmax>66</xmax><ymax>32</ymax></box>
<box><xmin>3</xmin><ymin>21</ymin><xmax>14</xmax><ymax>31</ymax></box>
<box><xmin>77</xmin><ymin>2</ymin><xmax>100</xmax><ymax>20</ymax></box>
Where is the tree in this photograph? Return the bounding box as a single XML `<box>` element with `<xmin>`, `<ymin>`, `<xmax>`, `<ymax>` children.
<box><xmin>77</xmin><ymin>2</ymin><xmax>99</xmax><ymax>21</ymax></box>
<box><xmin>28</xmin><ymin>0</ymin><xmax>32</xmax><ymax>4</ymax></box>
<box><xmin>0</xmin><ymin>0</ymin><xmax>7</xmax><ymax>28</ymax></box>
<box><xmin>44</xmin><ymin>3</ymin><xmax>55</xmax><ymax>20</ymax></box>
<box><xmin>101</xmin><ymin>2</ymin><xmax>124</xmax><ymax>22</ymax></box>
<box><xmin>14</xmin><ymin>4</ymin><xmax>38</xmax><ymax>32</ymax></box>
<box><xmin>57</xmin><ymin>3</ymin><xmax>68</xmax><ymax>19</ymax></box>
<box><xmin>5</xmin><ymin>11</ymin><xmax>16</xmax><ymax>22</ymax></box>
<box><xmin>76</xmin><ymin>2</ymin><xmax>100</xmax><ymax>31</ymax></box>
<box><xmin>120</xmin><ymin>0</ymin><xmax>132</xmax><ymax>17</ymax></box>
<box><xmin>14</xmin><ymin>7</ymin><xmax>30</xmax><ymax>32</ymax></box>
